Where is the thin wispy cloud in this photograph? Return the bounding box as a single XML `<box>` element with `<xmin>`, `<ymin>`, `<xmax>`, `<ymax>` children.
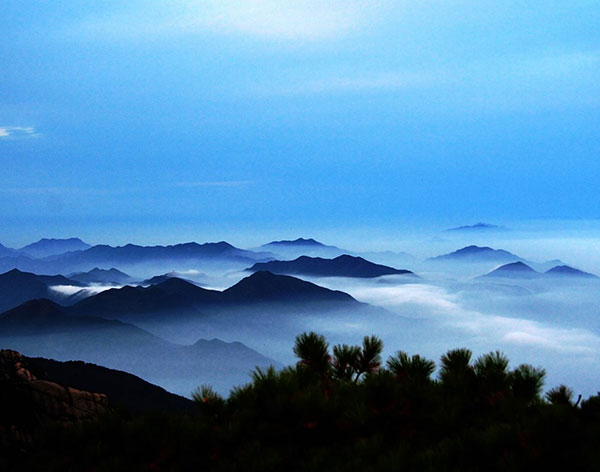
<box><xmin>252</xmin><ymin>50</ymin><xmax>600</xmax><ymax>109</ymax></box>
<box><xmin>0</xmin><ymin>186</ymin><xmax>132</xmax><ymax>196</ymax></box>
<box><xmin>0</xmin><ymin>126</ymin><xmax>39</xmax><ymax>139</ymax></box>
<box><xmin>175</xmin><ymin>180</ymin><xmax>254</xmax><ymax>188</ymax></box>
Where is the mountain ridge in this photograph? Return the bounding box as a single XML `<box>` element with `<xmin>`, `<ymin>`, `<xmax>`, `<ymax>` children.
<box><xmin>247</xmin><ymin>255</ymin><xmax>415</xmax><ymax>278</ymax></box>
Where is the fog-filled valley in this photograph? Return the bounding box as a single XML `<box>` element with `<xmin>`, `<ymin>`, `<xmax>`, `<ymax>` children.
<box><xmin>1</xmin><ymin>224</ymin><xmax>599</xmax><ymax>398</ymax></box>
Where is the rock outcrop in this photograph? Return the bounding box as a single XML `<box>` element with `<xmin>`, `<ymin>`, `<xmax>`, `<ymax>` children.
<box><xmin>0</xmin><ymin>349</ymin><xmax>108</xmax><ymax>445</ymax></box>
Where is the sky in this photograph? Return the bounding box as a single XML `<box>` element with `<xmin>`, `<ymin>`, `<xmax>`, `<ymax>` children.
<box><xmin>1</xmin><ymin>1</ymin><xmax>599</xmax><ymax>246</ymax></box>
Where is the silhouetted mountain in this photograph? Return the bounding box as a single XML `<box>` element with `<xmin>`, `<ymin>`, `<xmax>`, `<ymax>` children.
<box><xmin>479</xmin><ymin>262</ymin><xmax>540</xmax><ymax>279</ymax></box>
<box><xmin>0</xmin><ymin>254</ymin><xmax>40</xmax><ymax>273</ymax></box>
<box><xmin>141</xmin><ymin>270</ymin><xmax>205</xmax><ymax>286</ymax></box>
<box><xmin>0</xmin><ymin>269</ymin><xmax>84</xmax><ymax>313</ymax></box>
<box><xmin>222</xmin><ymin>271</ymin><xmax>357</xmax><ymax>304</ymax></box>
<box><xmin>45</xmin><ymin>241</ymin><xmax>268</xmax><ymax>270</ymax></box>
<box><xmin>0</xmin><ymin>298</ymin><xmax>279</xmax><ymax>396</ymax></box>
<box><xmin>71</xmin><ymin>278</ymin><xmax>221</xmax><ymax>317</ymax></box>
<box><xmin>445</xmin><ymin>222</ymin><xmax>506</xmax><ymax>232</ymax></box>
<box><xmin>258</xmin><ymin>238</ymin><xmax>345</xmax><ymax>259</ymax></box>
<box><xmin>142</xmin><ymin>273</ymin><xmax>179</xmax><ymax>285</ymax></box>
<box><xmin>545</xmin><ymin>265</ymin><xmax>599</xmax><ymax>279</ymax></box>
<box><xmin>247</xmin><ymin>255</ymin><xmax>415</xmax><ymax>278</ymax></box>
<box><xmin>0</xmin><ymin>243</ymin><xmax>17</xmax><ymax>257</ymax></box>
<box><xmin>266</xmin><ymin>238</ymin><xmax>328</xmax><ymax>247</ymax></box>
<box><xmin>0</xmin><ymin>349</ymin><xmax>109</xmax><ymax>444</ymax></box>
<box><xmin>19</xmin><ymin>238</ymin><xmax>91</xmax><ymax>258</ymax></box>
<box><xmin>530</xmin><ymin>259</ymin><xmax>569</xmax><ymax>272</ymax></box>
<box><xmin>428</xmin><ymin>245</ymin><xmax>522</xmax><ymax>264</ymax></box>
<box><xmin>0</xmin><ymin>241</ymin><xmax>272</xmax><ymax>274</ymax></box>
<box><xmin>0</xmin><ymin>298</ymin><xmax>141</xmax><ymax>335</ymax></box>
<box><xmin>69</xmin><ymin>267</ymin><xmax>133</xmax><ymax>285</ymax></box>
<box><xmin>24</xmin><ymin>355</ymin><xmax>193</xmax><ymax>413</ymax></box>
<box><xmin>69</xmin><ymin>272</ymin><xmax>359</xmax><ymax>319</ymax></box>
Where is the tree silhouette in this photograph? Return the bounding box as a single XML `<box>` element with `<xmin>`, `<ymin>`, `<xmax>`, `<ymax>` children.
<box><xmin>387</xmin><ymin>350</ymin><xmax>436</xmax><ymax>384</ymax></box>
<box><xmin>354</xmin><ymin>335</ymin><xmax>383</xmax><ymax>381</ymax></box>
<box><xmin>331</xmin><ymin>344</ymin><xmax>360</xmax><ymax>381</ymax></box>
<box><xmin>293</xmin><ymin>331</ymin><xmax>331</xmax><ymax>378</ymax></box>
<box><xmin>510</xmin><ymin>364</ymin><xmax>546</xmax><ymax>405</ymax></box>
<box><xmin>546</xmin><ymin>384</ymin><xmax>575</xmax><ymax>406</ymax></box>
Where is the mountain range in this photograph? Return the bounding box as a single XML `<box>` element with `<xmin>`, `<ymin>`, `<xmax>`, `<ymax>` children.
<box><xmin>428</xmin><ymin>245</ymin><xmax>522</xmax><ymax>264</ymax></box>
<box><xmin>69</xmin><ymin>271</ymin><xmax>359</xmax><ymax>320</ymax></box>
<box><xmin>19</xmin><ymin>238</ymin><xmax>91</xmax><ymax>258</ymax></box>
<box><xmin>478</xmin><ymin>262</ymin><xmax>598</xmax><ymax>280</ymax></box>
<box><xmin>68</xmin><ymin>267</ymin><xmax>133</xmax><ymax>285</ymax></box>
<box><xmin>258</xmin><ymin>238</ymin><xmax>346</xmax><ymax>259</ymax></box>
<box><xmin>0</xmin><ymin>269</ymin><xmax>84</xmax><ymax>313</ymax></box>
<box><xmin>0</xmin><ymin>298</ymin><xmax>279</xmax><ymax>396</ymax></box>
<box><xmin>445</xmin><ymin>222</ymin><xmax>507</xmax><ymax>233</ymax></box>
<box><xmin>0</xmin><ymin>241</ymin><xmax>273</xmax><ymax>275</ymax></box>
<box><xmin>247</xmin><ymin>255</ymin><xmax>416</xmax><ymax>278</ymax></box>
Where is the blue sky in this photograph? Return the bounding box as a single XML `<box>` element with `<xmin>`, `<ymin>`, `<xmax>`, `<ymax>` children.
<box><xmin>1</xmin><ymin>1</ymin><xmax>599</xmax><ymax>245</ymax></box>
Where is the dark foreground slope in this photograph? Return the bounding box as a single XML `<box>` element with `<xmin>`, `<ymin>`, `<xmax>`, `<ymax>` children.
<box><xmin>4</xmin><ymin>332</ymin><xmax>600</xmax><ymax>472</ymax></box>
<box><xmin>23</xmin><ymin>355</ymin><xmax>193</xmax><ymax>413</ymax></box>
<box><xmin>0</xmin><ymin>349</ymin><xmax>192</xmax><ymax>416</ymax></box>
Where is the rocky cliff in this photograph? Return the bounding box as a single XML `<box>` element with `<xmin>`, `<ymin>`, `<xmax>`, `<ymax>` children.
<box><xmin>0</xmin><ymin>349</ymin><xmax>108</xmax><ymax>445</ymax></box>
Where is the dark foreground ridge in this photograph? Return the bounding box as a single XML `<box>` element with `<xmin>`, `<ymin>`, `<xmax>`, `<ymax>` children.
<box><xmin>3</xmin><ymin>332</ymin><xmax>600</xmax><ymax>471</ymax></box>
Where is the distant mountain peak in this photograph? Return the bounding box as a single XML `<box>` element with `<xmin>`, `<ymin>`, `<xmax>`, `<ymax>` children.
<box><xmin>480</xmin><ymin>261</ymin><xmax>539</xmax><ymax>279</ymax></box>
<box><xmin>19</xmin><ymin>237</ymin><xmax>91</xmax><ymax>258</ymax></box>
<box><xmin>545</xmin><ymin>265</ymin><xmax>598</xmax><ymax>278</ymax></box>
<box><xmin>223</xmin><ymin>271</ymin><xmax>357</xmax><ymax>304</ymax></box>
<box><xmin>68</xmin><ymin>267</ymin><xmax>132</xmax><ymax>285</ymax></box>
<box><xmin>247</xmin><ymin>254</ymin><xmax>415</xmax><ymax>278</ymax></box>
<box><xmin>429</xmin><ymin>245</ymin><xmax>521</xmax><ymax>263</ymax></box>
<box><xmin>37</xmin><ymin>237</ymin><xmax>86</xmax><ymax>243</ymax></box>
<box><xmin>446</xmin><ymin>223</ymin><xmax>506</xmax><ymax>232</ymax></box>
<box><xmin>495</xmin><ymin>261</ymin><xmax>536</xmax><ymax>272</ymax></box>
<box><xmin>0</xmin><ymin>298</ymin><xmax>66</xmax><ymax>320</ymax></box>
<box><xmin>265</xmin><ymin>238</ymin><xmax>325</xmax><ymax>247</ymax></box>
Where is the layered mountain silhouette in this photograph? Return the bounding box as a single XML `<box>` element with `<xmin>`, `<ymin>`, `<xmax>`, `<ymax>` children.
<box><xmin>247</xmin><ymin>255</ymin><xmax>415</xmax><ymax>278</ymax></box>
<box><xmin>258</xmin><ymin>238</ymin><xmax>345</xmax><ymax>259</ymax></box>
<box><xmin>0</xmin><ymin>298</ymin><xmax>158</xmax><ymax>336</ymax></box>
<box><xmin>0</xmin><ymin>298</ymin><xmax>279</xmax><ymax>396</ymax></box>
<box><xmin>545</xmin><ymin>265</ymin><xmax>598</xmax><ymax>279</ymax></box>
<box><xmin>428</xmin><ymin>245</ymin><xmax>522</xmax><ymax>264</ymax></box>
<box><xmin>47</xmin><ymin>241</ymin><xmax>265</xmax><ymax>266</ymax></box>
<box><xmin>478</xmin><ymin>263</ymin><xmax>598</xmax><ymax>280</ymax></box>
<box><xmin>264</xmin><ymin>238</ymin><xmax>330</xmax><ymax>248</ymax></box>
<box><xmin>69</xmin><ymin>267</ymin><xmax>133</xmax><ymax>285</ymax></box>
<box><xmin>0</xmin><ymin>269</ymin><xmax>84</xmax><ymax>313</ymax></box>
<box><xmin>0</xmin><ymin>243</ymin><xmax>18</xmax><ymax>257</ymax></box>
<box><xmin>141</xmin><ymin>270</ymin><xmax>205</xmax><ymax>286</ymax></box>
<box><xmin>0</xmin><ymin>241</ymin><xmax>272</xmax><ymax>274</ymax></box>
<box><xmin>19</xmin><ymin>237</ymin><xmax>91</xmax><ymax>258</ymax></box>
<box><xmin>445</xmin><ymin>223</ymin><xmax>506</xmax><ymax>232</ymax></box>
<box><xmin>479</xmin><ymin>262</ymin><xmax>540</xmax><ymax>279</ymax></box>
<box><xmin>69</xmin><ymin>271</ymin><xmax>358</xmax><ymax>319</ymax></box>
